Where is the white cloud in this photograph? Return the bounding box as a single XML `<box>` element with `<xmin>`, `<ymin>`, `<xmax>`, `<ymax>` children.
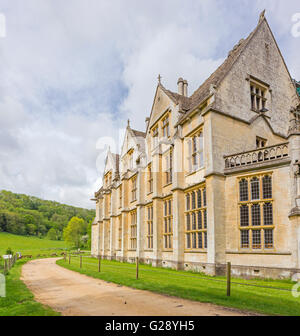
<box><xmin>0</xmin><ymin>0</ymin><xmax>298</xmax><ymax>208</ymax></box>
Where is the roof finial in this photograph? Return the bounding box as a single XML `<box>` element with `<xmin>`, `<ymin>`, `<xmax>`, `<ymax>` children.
<box><xmin>259</xmin><ymin>9</ymin><xmax>266</xmax><ymax>22</ymax></box>
<box><xmin>158</xmin><ymin>74</ymin><xmax>162</xmax><ymax>84</ymax></box>
<box><xmin>127</xmin><ymin>119</ymin><xmax>130</xmax><ymax>127</ymax></box>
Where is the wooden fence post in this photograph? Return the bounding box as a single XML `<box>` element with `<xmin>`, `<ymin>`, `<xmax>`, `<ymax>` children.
<box><xmin>69</xmin><ymin>254</ymin><xmax>71</xmax><ymax>264</ymax></box>
<box><xmin>4</xmin><ymin>259</ymin><xmax>7</xmax><ymax>275</ymax></box>
<box><xmin>80</xmin><ymin>255</ymin><xmax>82</xmax><ymax>269</ymax></box>
<box><xmin>64</xmin><ymin>253</ymin><xmax>66</xmax><ymax>262</ymax></box>
<box><xmin>98</xmin><ymin>256</ymin><xmax>101</xmax><ymax>272</ymax></box>
<box><xmin>226</xmin><ymin>262</ymin><xmax>231</xmax><ymax>297</ymax></box>
<box><xmin>136</xmin><ymin>257</ymin><xmax>139</xmax><ymax>280</ymax></box>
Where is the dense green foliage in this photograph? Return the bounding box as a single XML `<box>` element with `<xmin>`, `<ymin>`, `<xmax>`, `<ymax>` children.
<box><xmin>58</xmin><ymin>257</ymin><xmax>300</xmax><ymax>316</ymax></box>
<box><xmin>0</xmin><ymin>190</ymin><xmax>95</xmax><ymax>243</ymax></box>
<box><xmin>63</xmin><ymin>217</ymin><xmax>87</xmax><ymax>248</ymax></box>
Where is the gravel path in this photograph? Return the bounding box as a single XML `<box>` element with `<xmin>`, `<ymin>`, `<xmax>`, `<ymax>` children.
<box><xmin>21</xmin><ymin>258</ymin><xmax>255</xmax><ymax>316</ymax></box>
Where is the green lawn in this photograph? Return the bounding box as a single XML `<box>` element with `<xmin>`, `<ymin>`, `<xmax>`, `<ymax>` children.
<box><xmin>0</xmin><ymin>232</ymin><xmax>71</xmax><ymax>316</ymax></box>
<box><xmin>0</xmin><ymin>232</ymin><xmax>70</xmax><ymax>256</ymax></box>
<box><xmin>57</xmin><ymin>257</ymin><xmax>300</xmax><ymax>316</ymax></box>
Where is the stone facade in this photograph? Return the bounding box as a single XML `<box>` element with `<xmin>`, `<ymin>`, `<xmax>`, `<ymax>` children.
<box><xmin>91</xmin><ymin>13</ymin><xmax>300</xmax><ymax>279</ymax></box>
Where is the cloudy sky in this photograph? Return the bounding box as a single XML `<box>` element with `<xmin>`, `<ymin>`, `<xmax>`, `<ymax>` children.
<box><xmin>0</xmin><ymin>0</ymin><xmax>299</xmax><ymax>209</ymax></box>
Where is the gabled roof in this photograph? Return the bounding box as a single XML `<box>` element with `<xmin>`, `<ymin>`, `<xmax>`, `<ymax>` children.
<box><xmin>154</xmin><ymin>13</ymin><xmax>265</xmax><ymax>124</ymax></box>
<box><xmin>173</xmin><ymin>11</ymin><xmax>297</xmax><ymax>124</ymax></box>
<box><xmin>132</xmin><ymin>129</ymin><xmax>146</xmax><ymax>138</ymax></box>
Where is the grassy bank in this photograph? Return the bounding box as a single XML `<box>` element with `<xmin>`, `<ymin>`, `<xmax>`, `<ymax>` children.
<box><xmin>0</xmin><ymin>232</ymin><xmax>70</xmax><ymax>256</ymax></box>
<box><xmin>0</xmin><ymin>259</ymin><xmax>60</xmax><ymax>316</ymax></box>
<box><xmin>57</xmin><ymin>257</ymin><xmax>300</xmax><ymax>316</ymax></box>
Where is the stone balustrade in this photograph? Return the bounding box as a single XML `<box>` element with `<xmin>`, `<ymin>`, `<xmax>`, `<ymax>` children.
<box><xmin>224</xmin><ymin>142</ymin><xmax>289</xmax><ymax>170</ymax></box>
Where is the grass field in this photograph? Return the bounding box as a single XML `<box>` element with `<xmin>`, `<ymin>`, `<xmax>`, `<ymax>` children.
<box><xmin>0</xmin><ymin>232</ymin><xmax>70</xmax><ymax>316</ymax></box>
<box><xmin>57</xmin><ymin>256</ymin><xmax>300</xmax><ymax>316</ymax></box>
<box><xmin>0</xmin><ymin>232</ymin><xmax>70</xmax><ymax>256</ymax></box>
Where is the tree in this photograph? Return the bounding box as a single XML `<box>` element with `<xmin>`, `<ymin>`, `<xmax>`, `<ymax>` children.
<box><xmin>63</xmin><ymin>217</ymin><xmax>86</xmax><ymax>248</ymax></box>
<box><xmin>47</xmin><ymin>228</ymin><xmax>58</xmax><ymax>240</ymax></box>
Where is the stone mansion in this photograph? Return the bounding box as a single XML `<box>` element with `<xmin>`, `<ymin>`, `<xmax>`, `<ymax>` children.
<box><xmin>91</xmin><ymin>12</ymin><xmax>300</xmax><ymax>279</ymax></box>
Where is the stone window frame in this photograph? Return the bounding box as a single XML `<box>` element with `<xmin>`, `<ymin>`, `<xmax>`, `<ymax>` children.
<box><xmin>131</xmin><ymin>175</ymin><xmax>137</xmax><ymax>202</ymax></box>
<box><xmin>187</xmin><ymin>130</ymin><xmax>204</xmax><ymax>173</ymax></box>
<box><xmin>117</xmin><ymin>215</ymin><xmax>122</xmax><ymax>251</ymax></box>
<box><xmin>152</xmin><ymin>124</ymin><xmax>159</xmax><ymax>149</ymax></box>
<box><xmin>146</xmin><ymin>204</ymin><xmax>153</xmax><ymax>250</ymax></box>
<box><xmin>238</xmin><ymin>173</ymin><xmax>274</xmax><ymax>251</ymax></box>
<box><xmin>147</xmin><ymin>163</ymin><xmax>153</xmax><ymax>194</ymax></box>
<box><xmin>165</xmin><ymin>149</ymin><xmax>173</xmax><ymax>185</ymax></box>
<box><xmin>250</xmin><ymin>80</ymin><xmax>268</xmax><ymax>113</ymax></box>
<box><xmin>162</xmin><ymin>114</ymin><xmax>170</xmax><ymax>138</ymax></box>
<box><xmin>129</xmin><ymin>210</ymin><xmax>137</xmax><ymax>250</ymax></box>
<box><xmin>185</xmin><ymin>185</ymin><xmax>207</xmax><ymax>251</ymax></box>
<box><xmin>119</xmin><ymin>185</ymin><xmax>122</xmax><ymax>209</ymax></box>
<box><xmin>163</xmin><ymin>197</ymin><xmax>173</xmax><ymax>251</ymax></box>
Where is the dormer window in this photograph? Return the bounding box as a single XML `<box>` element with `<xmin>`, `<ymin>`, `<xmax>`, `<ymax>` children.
<box><xmin>250</xmin><ymin>82</ymin><xmax>267</xmax><ymax>112</ymax></box>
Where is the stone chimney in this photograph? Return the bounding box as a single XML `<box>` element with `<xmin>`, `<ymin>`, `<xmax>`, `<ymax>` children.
<box><xmin>177</xmin><ymin>77</ymin><xmax>184</xmax><ymax>95</ymax></box>
<box><xmin>183</xmin><ymin>80</ymin><xmax>188</xmax><ymax>97</ymax></box>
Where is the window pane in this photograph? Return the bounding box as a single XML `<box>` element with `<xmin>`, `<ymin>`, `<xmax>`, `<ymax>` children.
<box><xmin>264</xmin><ymin>229</ymin><xmax>273</xmax><ymax>249</ymax></box>
<box><xmin>191</xmin><ymin>192</ymin><xmax>196</xmax><ymax>209</ymax></box>
<box><xmin>186</xmin><ymin>214</ymin><xmax>190</xmax><ymax>231</ymax></box>
<box><xmin>198</xmin><ymin>232</ymin><xmax>203</xmax><ymax>249</ymax></box>
<box><xmin>240</xmin><ymin>205</ymin><xmax>249</xmax><ymax>227</ymax></box>
<box><xmin>186</xmin><ymin>233</ymin><xmax>191</xmax><ymax>249</ymax></box>
<box><xmin>239</xmin><ymin>179</ymin><xmax>248</xmax><ymax>202</ymax></box>
<box><xmin>197</xmin><ymin>190</ymin><xmax>202</xmax><ymax>208</ymax></box>
<box><xmin>192</xmin><ymin>213</ymin><xmax>196</xmax><ymax>230</ymax></box>
<box><xmin>252</xmin><ymin>230</ymin><xmax>261</xmax><ymax>249</ymax></box>
<box><xmin>241</xmin><ymin>230</ymin><xmax>249</xmax><ymax>248</ymax></box>
<box><xmin>251</xmin><ymin>178</ymin><xmax>260</xmax><ymax>200</ymax></box>
<box><xmin>251</xmin><ymin>204</ymin><xmax>261</xmax><ymax>226</ymax></box>
<box><xmin>263</xmin><ymin>203</ymin><xmax>273</xmax><ymax>226</ymax></box>
<box><xmin>186</xmin><ymin>194</ymin><xmax>190</xmax><ymax>210</ymax></box>
<box><xmin>262</xmin><ymin>176</ymin><xmax>272</xmax><ymax>199</ymax></box>
<box><xmin>203</xmin><ymin>209</ymin><xmax>207</xmax><ymax>229</ymax></box>
<box><xmin>197</xmin><ymin>211</ymin><xmax>202</xmax><ymax>229</ymax></box>
<box><xmin>203</xmin><ymin>188</ymin><xmax>207</xmax><ymax>206</ymax></box>
<box><xmin>204</xmin><ymin>232</ymin><xmax>207</xmax><ymax>249</ymax></box>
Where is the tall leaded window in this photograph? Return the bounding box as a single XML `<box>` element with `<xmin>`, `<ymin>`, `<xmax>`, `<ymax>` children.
<box><xmin>262</xmin><ymin>175</ymin><xmax>272</xmax><ymax>199</ymax></box>
<box><xmin>240</xmin><ymin>205</ymin><xmax>249</xmax><ymax>227</ymax></box>
<box><xmin>263</xmin><ymin>203</ymin><xmax>273</xmax><ymax>226</ymax></box>
<box><xmin>162</xmin><ymin>115</ymin><xmax>170</xmax><ymax>138</ymax></box>
<box><xmin>131</xmin><ymin>176</ymin><xmax>137</xmax><ymax>202</ymax></box>
<box><xmin>130</xmin><ymin>211</ymin><xmax>137</xmax><ymax>250</ymax></box>
<box><xmin>146</xmin><ymin>205</ymin><xmax>153</xmax><ymax>249</ymax></box>
<box><xmin>118</xmin><ymin>215</ymin><xmax>122</xmax><ymax>250</ymax></box>
<box><xmin>185</xmin><ymin>185</ymin><xmax>207</xmax><ymax>250</ymax></box>
<box><xmin>148</xmin><ymin>164</ymin><xmax>153</xmax><ymax>193</ymax></box>
<box><xmin>239</xmin><ymin>179</ymin><xmax>248</xmax><ymax>202</ymax></box>
<box><xmin>165</xmin><ymin>149</ymin><xmax>173</xmax><ymax>185</ymax></box>
<box><xmin>187</xmin><ymin>132</ymin><xmax>204</xmax><ymax>173</ymax></box>
<box><xmin>239</xmin><ymin>174</ymin><xmax>274</xmax><ymax>250</ymax></box>
<box><xmin>163</xmin><ymin>199</ymin><xmax>173</xmax><ymax>249</ymax></box>
<box><xmin>251</xmin><ymin>177</ymin><xmax>260</xmax><ymax>200</ymax></box>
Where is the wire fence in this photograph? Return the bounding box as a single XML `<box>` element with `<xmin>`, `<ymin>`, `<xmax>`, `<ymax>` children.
<box><xmin>63</xmin><ymin>253</ymin><xmax>298</xmax><ymax>296</ymax></box>
<box><xmin>0</xmin><ymin>254</ymin><xmax>17</xmax><ymax>275</ymax></box>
